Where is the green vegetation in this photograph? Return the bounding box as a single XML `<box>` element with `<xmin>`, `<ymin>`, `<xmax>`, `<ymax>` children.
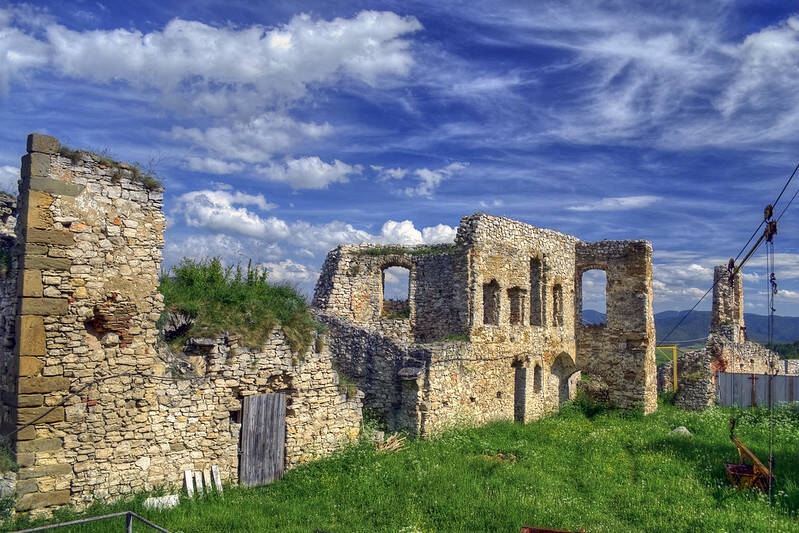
<box><xmin>768</xmin><ymin>341</ymin><xmax>799</xmax><ymax>359</ymax></box>
<box><xmin>380</xmin><ymin>308</ymin><xmax>410</xmax><ymax>320</ymax></box>
<box><xmin>356</xmin><ymin>245</ymin><xmax>454</xmax><ymax>257</ymax></box>
<box><xmin>158</xmin><ymin>258</ymin><xmax>322</xmax><ymax>353</ymax></box>
<box><xmin>5</xmin><ymin>401</ymin><xmax>798</xmax><ymax>532</ymax></box>
<box><xmin>0</xmin><ymin>445</ymin><xmax>17</xmax><ymax>473</ymax></box>
<box><xmin>441</xmin><ymin>333</ymin><xmax>470</xmax><ymax>342</ymax></box>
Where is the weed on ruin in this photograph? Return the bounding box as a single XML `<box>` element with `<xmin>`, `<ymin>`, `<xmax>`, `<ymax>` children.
<box><xmin>356</xmin><ymin>244</ymin><xmax>455</xmax><ymax>257</ymax></box>
<box><xmin>158</xmin><ymin>257</ymin><xmax>322</xmax><ymax>353</ymax></box>
<box><xmin>5</xmin><ymin>401</ymin><xmax>798</xmax><ymax>532</ymax></box>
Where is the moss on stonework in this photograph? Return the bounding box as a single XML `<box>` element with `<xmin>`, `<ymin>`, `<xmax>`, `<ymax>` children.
<box><xmin>356</xmin><ymin>245</ymin><xmax>455</xmax><ymax>257</ymax></box>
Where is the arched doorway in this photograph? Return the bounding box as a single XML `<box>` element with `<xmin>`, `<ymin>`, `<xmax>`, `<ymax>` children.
<box><xmin>548</xmin><ymin>352</ymin><xmax>577</xmax><ymax>408</ymax></box>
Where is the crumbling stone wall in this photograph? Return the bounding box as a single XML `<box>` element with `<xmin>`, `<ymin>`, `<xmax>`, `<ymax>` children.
<box><xmin>0</xmin><ymin>192</ymin><xmax>19</xmax><ymax>436</ymax></box>
<box><xmin>661</xmin><ymin>265</ymin><xmax>799</xmax><ymax>409</ymax></box>
<box><xmin>315</xmin><ymin>213</ymin><xmax>656</xmax><ymax>435</ymax></box>
<box><xmin>4</xmin><ymin>134</ymin><xmax>362</xmax><ymax>515</ymax></box>
<box><xmin>575</xmin><ymin>240</ymin><xmax>657</xmax><ymax>413</ymax></box>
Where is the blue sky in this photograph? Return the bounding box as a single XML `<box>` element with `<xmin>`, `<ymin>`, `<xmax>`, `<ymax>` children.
<box><xmin>1</xmin><ymin>0</ymin><xmax>799</xmax><ymax>316</ymax></box>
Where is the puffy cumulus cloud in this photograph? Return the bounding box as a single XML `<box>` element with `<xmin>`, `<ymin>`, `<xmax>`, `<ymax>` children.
<box><xmin>405</xmin><ymin>162</ymin><xmax>468</xmax><ymax>198</ymax></box>
<box><xmin>421</xmin><ymin>224</ymin><xmax>458</xmax><ymax>244</ymax></box>
<box><xmin>567</xmin><ymin>195</ymin><xmax>660</xmax><ymax>211</ymax></box>
<box><xmin>185</xmin><ymin>157</ymin><xmax>244</xmax><ymax>175</ymax></box>
<box><xmin>173</xmin><ymin>113</ymin><xmax>332</xmax><ymax>163</ymax></box>
<box><xmin>257</xmin><ymin>156</ymin><xmax>361</xmax><ymax>189</ymax></box>
<box><xmin>0</xmin><ymin>165</ymin><xmax>19</xmax><ymax>193</ymax></box>
<box><xmin>31</xmin><ymin>11</ymin><xmax>421</xmax><ymax>114</ymax></box>
<box><xmin>652</xmin><ymin>262</ymin><xmax>714</xmax><ymax>311</ymax></box>
<box><xmin>172</xmin><ymin>186</ymin><xmax>457</xmax><ymax>252</ymax></box>
<box><xmin>258</xmin><ymin>259</ymin><xmax>315</xmax><ymax>284</ymax></box>
<box><xmin>173</xmin><ymin>189</ymin><xmax>286</xmax><ymax>239</ymax></box>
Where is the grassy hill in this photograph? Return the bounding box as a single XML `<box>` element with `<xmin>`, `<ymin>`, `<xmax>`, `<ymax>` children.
<box><xmin>583</xmin><ymin>310</ymin><xmax>799</xmax><ymax>345</ymax></box>
<box><xmin>6</xmin><ymin>401</ymin><xmax>798</xmax><ymax>532</ymax></box>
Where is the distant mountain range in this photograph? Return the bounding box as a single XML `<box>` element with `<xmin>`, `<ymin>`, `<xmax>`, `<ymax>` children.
<box><xmin>581</xmin><ymin>310</ymin><xmax>799</xmax><ymax>345</ymax></box>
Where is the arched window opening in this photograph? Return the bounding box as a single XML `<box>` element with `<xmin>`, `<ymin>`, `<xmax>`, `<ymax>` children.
<box><xmin>483</xmin><ymin>279</ymin><xmax>500</xmax><ymax>325</ymax></box>
<box><xmin>381</xmin><ymin>266</ymin><xmax>410</xmax><ymax>319</ymax></box>
<box><xmin>581</xmin><ymin>269</ymin><xmax>607</xmax><ymax>325</ymax></box>
<box><xmin>508</xmin><ymin>287</ymin><xmax>526</xmax><ymax>325</ymax></box>
<box><xmin>533</xmin><ymin>364</ymin><xmax>542</xmax><ymax>393</ymax></box>
<box><xmin>530</xmin><ymin>257</ymin><xmax>543</xmax><ymax>326</ymax></box>
<box><xmin>552</xmin><ymin>284</ymin><xmax>563</xmax><ymax>327</ymax></box>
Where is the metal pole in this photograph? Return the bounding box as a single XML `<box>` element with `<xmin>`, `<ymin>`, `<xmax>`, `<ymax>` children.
<box><xmin>126</xmin><ymin>513</ymin><xmax>133</xmax><ymax>533</ymax></box>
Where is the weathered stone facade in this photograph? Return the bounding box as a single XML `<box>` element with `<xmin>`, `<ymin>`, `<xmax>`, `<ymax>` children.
<box><xmin>0</xmin><ymin>134</ymin><xmax>362</xmax><ymax>514</ymax></box>
<box><xmin>314</xmin><ymin>213</ymin><xmax>657</xmax><ymax>436</ymax></box>
<box><xmin>660</xmin><ymin>265</ymin><xmax>799</xmax><ymax>409</ymax></box>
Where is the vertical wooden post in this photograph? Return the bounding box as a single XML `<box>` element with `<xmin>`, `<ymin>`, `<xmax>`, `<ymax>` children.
<box><xmin>126</xmin><ymin>512</ymin><xmax>133</xmax><ymax>533</ymax></box>
<box><xmin>672</xmin><ymin>346</ymin><xmax>678</xmax><ymax>392</ymax></box>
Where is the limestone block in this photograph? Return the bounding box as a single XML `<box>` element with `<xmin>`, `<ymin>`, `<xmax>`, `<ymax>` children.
<box><xmin>25</xmin><ymin>228</ymin><xmax>75</xmax><ymax>246</ymax></box>
<box><xmin>17</xmin><ymin>315</ymin><xmax>46</xmax><ymax>355</ymax></box>
<box><xmin>18</xmin><ymin>376</ymin><xmax>69</xmax><ymax>393</ymax></box>
<box><xmin>17</xmin><ymin>406</ymin><xmax>65</xmax><ymax>425</ymax></box>
<box><xmin>19</xmin><ymin>357</ymin><xmax>45</xmax><ymax>376</ymax></box>
<box><xmin>16</xmin><ymin>426</ymin><xmax>36</xmax><ymax>440</ymax></box>
<box><xmin>17</xmin><ymin>437</ymin><xmax>63</xmax><ymax>453</ymax></box>
<box><xmin>20</xmin><ymin>269</ymin><xmax>43</xmax><ymax>297</ymax></box>
<box><xmin>20</xmin><ymin>153</ymin><xmax>51</xmax><ymax>179</ymax></box>
<box><xmin>18</xmin><ymin>394</ymin><xmax>44</xmax><ymax>407</ymax></box>
<box><xmin>23</xmin><ymin>256</ymin><xmax>71</xmax><ymax>272</ymax></box>
<box><xmin>19</xmin><ymin>297</ymin><xmax>69</xmax><ymax>316</ymax></box>
<box><xmin>28</xmin><ymin>177</ymin><xmax>85</xmax><ymax>197</ymax></box>
<box><xmin>16</xmin><ymin>489</ymin><xmax>71</xmax><ymax>511</ymax></box>
<box><xmin>27</xmin><ymin>133</ymin><xmax>60</xmax><ymax>155</ymax></box>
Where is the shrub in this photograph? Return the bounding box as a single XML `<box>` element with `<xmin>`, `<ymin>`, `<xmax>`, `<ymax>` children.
<box><xmin>159</xmin><ymin>257</ymin><xmax>322</xmax><ymax>354</ymax></box>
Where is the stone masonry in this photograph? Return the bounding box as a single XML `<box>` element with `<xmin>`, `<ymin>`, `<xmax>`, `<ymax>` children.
<box><xmin>0</xmin><ymin>134</ymin><xmax>362</xmax><ymax>515</ymax></box>
<box><xmin>313</xmin><ymin>213</ymin><xmax>657</xmax><ymax>436</ymax></box>
<box><xmin>659</xmin><ymin>264</ymin><xmax>799</xmax><ymax>409</ymax></box>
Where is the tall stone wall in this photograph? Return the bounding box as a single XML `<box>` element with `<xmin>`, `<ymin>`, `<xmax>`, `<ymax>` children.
<box><xmin>4</xmin><ymin>134</ymin><xmax>362</xmax><ymax>515</ymax></box>
<box><xmin>0</xmin><ymin>192</ymin><xmax>19</xmax><ymax>437</ymax></box>
<box><xmin>712</xmin><ymin>264</ymin><xmax>744</xmax><ymax>342</ymax></box>
<box><xmin>315</xmin><ymin>213</ymin><xmax>652</xmax><ymax>435</ymax></box>
<box><xmin>575</xmin><ymin>240</ymin><xmax>657</xmax><ymax>413</ymax></box>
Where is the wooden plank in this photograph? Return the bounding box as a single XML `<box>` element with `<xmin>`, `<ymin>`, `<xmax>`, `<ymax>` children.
<box><xmin>194</xmin><ymin>471</ymin><xmax>204</xmax><ymax>494</ymax></box>
<box><xmin>184</xmin><ymin>470</ymin><xmax>194</xmax><ymax>498</ymax></box>
<box><xmin>211</xmin><ymin>465</ymin><xmax>223</xmax><ymax>493</ymax></box>
<box><xmin>240</xmin><ymin>393</ymin><xmax>286</xmax><ymax>487</ymax></box>
<box><xmin>203</xmin><ymin>470</ymin><xmax>212</xmax><ymax>492</ymax></box>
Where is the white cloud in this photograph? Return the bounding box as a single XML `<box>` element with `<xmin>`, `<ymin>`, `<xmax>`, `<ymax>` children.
<box><xmin>405</xmin><ymin>162</ymin><xmax>468</xmax><ymax>198</ymax></box>
<box><xmin>479</xmin><ymin>199</ymin><xmax>503</xmax><ymax>208</ymax></box>
<box><xmin>372</xmin><ymin>165</ymin><xmax>408</xmax><ymax>180</ymax></box>
<box><xmin>258</xmin><ymin>156</ymin><xmax>361</xmax><ymax>189</ymax></box>
<box><xmin>0</xmin><ymin>17</ymin><xmax>50</xmax><ymax>92</ymax></box>
<box><xmin>259</xmin><ymin>259</ymin><xmax>315</xmax><ymax>284</ymax></box>
<box><xmin>0</xmin><ymin>165</ymin><xmax>18</xmax><ymax>193</ymax></box>
<box><xmin>173</xmin><ymin>189</ymin><xmax>284</xmax><ymax>239</ymax></box>
<box><xmin>185</xmin><ymin>157</ymin><xmax>244</xmax><ymax>175</ymax></box>
<box><xmin>31</xmin><ymin>11</ymin><xmax>421</xmax><ymax>114</ymax></box>
<box><xmin>173</xmin><ymin>113</ymin><xmax>332</xmax><ymax>163</ymax></box>
<box><xmin>567</xmin><ymin>195</ymin><xmax>660</xmax><ymax>211</ymax></box>
<box><xmin>421</xmin><ymin>224</ymin><xmax>457</xmax><ymax>244</ymax></box>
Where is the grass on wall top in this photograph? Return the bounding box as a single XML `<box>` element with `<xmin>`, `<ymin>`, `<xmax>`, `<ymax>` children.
<box><xmin>158</xmin><ymin>257</ymin><xmax>321</xmax><ymax>353</ymax></box>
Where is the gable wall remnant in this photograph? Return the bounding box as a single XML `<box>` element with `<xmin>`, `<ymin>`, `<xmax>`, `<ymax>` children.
<box><xmin>2</xmin><ymin>134</ymin><xmax>361</xmax><ymax>515</ymax></box>
<box><xmin>314</xmin><ymin>213</ymin><xmax>657</xmax><ymax>436</ymax></box>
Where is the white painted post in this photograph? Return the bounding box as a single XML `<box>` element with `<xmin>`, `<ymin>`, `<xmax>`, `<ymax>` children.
<box><xmin>194</xmin><ymin>471</ymin><xmax>204</xmax><ymax>494</ymax></box>
<box><xmin>184</xmin><ymin>470</ymin><xmax>194</xmax><ymax>498</ymax></box>
<box><xmin>211</xmin><ymin>465</ymin><xmax>223</xmax><ymax>493</ymax></box>
<box><xmin>203</xmin><ymin>470</ymin><xmax>212</xmax><ymax>492</ymax></box>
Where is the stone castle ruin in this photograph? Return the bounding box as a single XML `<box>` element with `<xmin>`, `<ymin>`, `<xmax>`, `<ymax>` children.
<box><xmin>659</xmin><ymin>266</ymin><xmax>799</xmax><ymax>409</ymax></box>
<box><xmin>0</xmin><ymin>135</ymin><xmax>361</xmax><ymax>514</ymax></box>
<box><xmin>0</xmin><ymin>133</ymin><xmax>659</xmax><ymax>515</ymax></box>
<box><xmin>313</xmin><ymin>214</ymin><xmax>658</xmax><ymax>435</ymax></box>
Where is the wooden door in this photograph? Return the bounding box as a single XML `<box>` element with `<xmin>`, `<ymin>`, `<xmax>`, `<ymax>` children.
<box><xmin>240</xmin><ymin>393</ymin><xmax>286</xmax><ymax>487</ymax></box>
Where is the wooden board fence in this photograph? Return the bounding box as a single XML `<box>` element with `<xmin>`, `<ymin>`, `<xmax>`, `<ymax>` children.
<box><xmin>717</xmin><ymin>372</ymin><xmax>799</xmax><ymax>407</ymax></box>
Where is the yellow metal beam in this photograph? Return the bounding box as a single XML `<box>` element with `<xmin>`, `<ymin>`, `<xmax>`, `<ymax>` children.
<box><xmin>657</xmin><ymin>345</ymin><xmax>678</xmax><ymax>392</ymax></box>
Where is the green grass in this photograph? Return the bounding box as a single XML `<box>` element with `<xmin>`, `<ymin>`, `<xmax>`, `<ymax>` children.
<box><xmin>158</xmin><ymin>257</ymin><xmax>322</xmax><ymax>353</ymax></box>
<box><xmin>356</xmin><ymin>245</ymin><xmax>455</xmax><ymax>257</ymax></box>
<box><xmin>6</xmin><ymin>401</ymin><xmax>799</xmax><ymax>532</ymax></box>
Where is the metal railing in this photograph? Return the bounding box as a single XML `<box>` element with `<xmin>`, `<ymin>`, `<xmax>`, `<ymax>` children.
<box><xmin>11</xmin><ymin>511</ymin><xmax>170</xmax><ymax>533</ymax></box>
